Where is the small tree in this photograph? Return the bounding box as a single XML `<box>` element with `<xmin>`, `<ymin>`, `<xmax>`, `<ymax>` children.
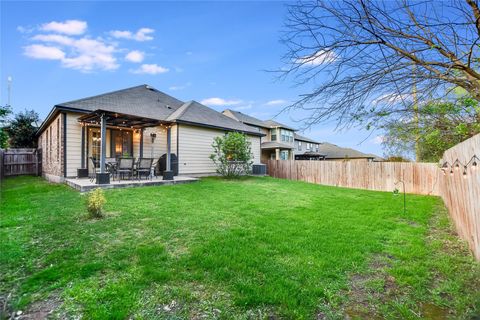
<box><xmin>210</xmin><ymin>132</ymin><xmax>253</xmax><ymax>178</ymax></box>
<box><xmin>7</xmin><ymin>110</ymin><xmax>39</xmax><ymax>148</ymax></box>
<box><xmin>0</xmin><ymin>105</ymin><xmax>11</xmax><ymax>149</ymax></box>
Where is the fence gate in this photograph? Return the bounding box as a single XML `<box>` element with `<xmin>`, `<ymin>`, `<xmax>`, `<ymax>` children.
<box><xmin>0</xmin><ymin>148</ymin><xmax>41</xmax><ymax>179</ymax></box>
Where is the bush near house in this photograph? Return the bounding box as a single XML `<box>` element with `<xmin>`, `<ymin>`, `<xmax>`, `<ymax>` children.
<box><xmin>210</xmin><ymin>132</ymin><xmax>253</xmax><ymax>178</ymax></box>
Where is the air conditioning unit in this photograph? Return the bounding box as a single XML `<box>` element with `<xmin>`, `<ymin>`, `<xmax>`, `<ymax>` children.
<box><xmin>252</xmin><ymin>164</ymin><xmax>266</xmax><ymax>175</ymax></box>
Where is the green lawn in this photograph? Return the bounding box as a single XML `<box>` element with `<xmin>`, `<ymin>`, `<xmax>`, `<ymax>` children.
<box><xmin>1</xmin><ymin>176</ymin><xmax>479</xmax><ymax>319</ymax></box>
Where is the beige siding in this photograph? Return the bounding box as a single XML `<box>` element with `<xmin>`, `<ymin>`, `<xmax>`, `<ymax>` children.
<box><xmin>66</xmin><ymin>113</ymin><xmax>83</xmax><ymax>177</ymax></box>
<box><xmin>178</xmin><ymin>124</ymin><xmax>262</xmax><ymax>175</ymax></box>
<box><xmin>249</xmin><ymin>135</ymin><xmax>261</xmax><ymax>164</ymax></box>
<box><xmin>139</xmin><ymin>126</ymin><xmax>167</xmax><ymax>159</ymax></box>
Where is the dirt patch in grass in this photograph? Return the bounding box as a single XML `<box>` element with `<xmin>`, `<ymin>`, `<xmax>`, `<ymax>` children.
<box><xmin>1</xmin><ymin>293</ymin><xmax>62</xmax><ymax>320</ymax></box>
<box><xmin>340</xmin><ymin>254</ymin><xmax>398</xmax><ymax>319</ymax></box>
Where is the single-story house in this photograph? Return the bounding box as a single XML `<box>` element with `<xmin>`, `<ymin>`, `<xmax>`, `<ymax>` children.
<box><xmin>37</xmin><ymin>85</ymin><xmax>263</xmax><ymax>183</ymax></box>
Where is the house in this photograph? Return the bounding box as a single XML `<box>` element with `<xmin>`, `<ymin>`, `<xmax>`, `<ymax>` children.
<box><xmin>222</xmin><ymin>109</ymin><xmax>323</xmax><ymax>162</ymax></box>
<box><xmin>37</xmin><ymin>85</ymin><xmax>263</xmax><ymax>183</ymax></box>
<box><xmin>294</xmin><ymin>134</ymin><xmax>325</xmax><ymax>160</ymax></box>
<box><xmin>318</xmin><ymin>142</ymin><xmax>377</xmax><ymax>161</ymax></box>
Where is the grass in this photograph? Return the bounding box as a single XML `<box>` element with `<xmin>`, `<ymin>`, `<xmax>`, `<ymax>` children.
<box><xmin>0</xmin><ymin>176</ymin><xmax>479</xmax><ymax>319</ymax></box>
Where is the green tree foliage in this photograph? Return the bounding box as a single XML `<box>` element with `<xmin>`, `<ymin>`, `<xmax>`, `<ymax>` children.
<box><xmin>7</xmin><ymin>110</ymin><xmax>40</xmax><ymax>148</ymax></box>
<box><xmin>210</xmin><ymin>132</ymin><xmax>253</xmax><ymax>178</ymax></box>
<box><xmin>383</xmin><ymin>97</ymin><xmax>480</xmax><ymax>162</ymax></box>
<box><xmin>0</xmin><ymin>105</ymin><xmax>12</xmax><ymax>149</ymax></box>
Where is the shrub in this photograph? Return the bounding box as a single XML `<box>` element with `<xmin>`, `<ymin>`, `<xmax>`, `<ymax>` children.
<box><xmin>86</xmin><ymin>188</ymin><xmax>106</xmax><ymax>218</ymax></box>
<box><xmin>210</xmin><ymin>132</ymin><xmax>253</xmax><ymax>178</ymax></box>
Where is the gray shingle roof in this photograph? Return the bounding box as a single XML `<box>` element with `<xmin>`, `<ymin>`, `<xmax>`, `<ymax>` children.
<box><xmin>319</xmin><ymin>142</ymin><xmax>374</xmax><ymax>159</ymax></box>
<box><xmin>167</xmin><ymin>101</ymin><xmax>263</xmax><ymax>135</ymax></box>
<box><xmin>262</xmin><ymin>120</ymin><xmax>296</xmax><ymax>131</ymax></box>
<box><xmin>56</xmin><ymin>85</ymin><xmax>184</xmax><ymax>120</ymax></box>
<box><xmin>222</xmin><ymin>109</ymin><xmax>271</xmax><ymax>128</ymax></box>
<box><xmin>294</xmin><ymin>133</ymin><xmax>319</xmax><ymax>144</ymax></box>
<box><xmin>261</xmin><ymin>141</ymin><xmax>294</xmax><ymax>149</ymax></box>
<box><xmin>47</xmin><ymin>85</ymin><xmax>263</xmax><ymax>136</ymax></box>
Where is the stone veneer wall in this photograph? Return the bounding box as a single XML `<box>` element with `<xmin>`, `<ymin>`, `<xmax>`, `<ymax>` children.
<box><xmin>38</xmin><ymin>113</ymin><xmax>64</xmax><ymax>180</ymax></box>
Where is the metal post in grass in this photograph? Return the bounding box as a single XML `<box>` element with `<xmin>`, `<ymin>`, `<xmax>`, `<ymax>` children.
<box><xmin>393</xmin><ymin>180</ymin><xmax>406</xmax><ymax>215</ymax></box>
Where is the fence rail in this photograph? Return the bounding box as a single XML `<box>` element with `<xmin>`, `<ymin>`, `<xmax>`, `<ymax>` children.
<box><xmin>0</xmin><ymin>148</ymin><xmax>41</xmax><ymax>179</ymax></box>
<box><xmin>266</xmin><ymin>160</ymin><xmax>440</xmax><ymax>195</ymax></box>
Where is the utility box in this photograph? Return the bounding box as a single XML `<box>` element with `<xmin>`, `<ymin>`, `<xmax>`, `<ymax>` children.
<box><xmin>252</xmin><ymin>164</ymin><xmax>267</xmax><ymax>175</ymax></box>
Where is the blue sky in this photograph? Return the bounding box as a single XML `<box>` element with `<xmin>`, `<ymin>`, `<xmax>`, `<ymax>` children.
<box><xmin>1</xmin><ymin>1</ymin><xmax>384</xmax><ymax>155</ymax></box>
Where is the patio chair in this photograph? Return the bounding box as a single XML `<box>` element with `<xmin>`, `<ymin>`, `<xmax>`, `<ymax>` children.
<box><xmin>89</xmin><ymin>157</ymin><xmax>100</xmax><ymax>182</ymax></box>
<box><xmin>105</xmin><ymin>157</ymin><xmax>118</xmax><ymax>181</ymax></box>
<box><xmin>136</xmin><ymin>158</ymin><xmax>153</xmax><ymax>180</ymax></box>
<box><xmin>116</xmin><ymin>157</ymin><xmax>135</xmax><ymax>180</ymax></box>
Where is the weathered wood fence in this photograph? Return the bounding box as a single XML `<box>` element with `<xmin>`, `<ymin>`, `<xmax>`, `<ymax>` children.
<box><xmin>0</xmin><ymin>148</ymin><xmax>41</xmax><ymax>179</ymax></box>
<box><xmin>266</xmin><ymin>133</ymin><xmax>480</xmax><ymax>260</ymax></box>
<box><xmin>439</xmin><ymin>134</ymin><xmax>480</xmax><ymax>260</ymax></box>
<box><xmin>266</xmin><ymin>160</ymin><xmax>440</xmax><ymax>195</ymax></box>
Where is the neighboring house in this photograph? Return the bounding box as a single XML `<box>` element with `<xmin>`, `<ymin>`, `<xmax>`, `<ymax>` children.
<box><xmin>222</xmin><ymin>110</ymin><xmax>298</xmax><ymax>162</ymax></box>
<box><xmin>294</xmin><ymin>134</ymin><xmax>325</xmax><ymax>160</ymax></box>
<box><xmin>318</xmin><ymin>142</ymin><xmax>378</xmax><ymax>161</ymax></box>
<box><xmin>37</xmin><ymin>85</ymin><xmax>263</xmax><ymax>182</ymax></box>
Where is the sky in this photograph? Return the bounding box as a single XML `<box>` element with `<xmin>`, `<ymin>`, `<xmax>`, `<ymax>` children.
<box><xmin>1</xmin><ymin>1</ymin><xmax>385</xmax><ymax>156</ymax></box>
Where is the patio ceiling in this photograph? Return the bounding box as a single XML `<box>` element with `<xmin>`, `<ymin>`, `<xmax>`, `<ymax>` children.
<box><xmin>78</xmin><ymin>109</ymin><xmax>168</xmax><ymax>129</ymax></box>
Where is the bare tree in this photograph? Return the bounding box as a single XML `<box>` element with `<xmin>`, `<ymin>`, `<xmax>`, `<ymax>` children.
<box><xmin>281</xmin><ymin>0</ymin><xmax>480</xmax><ymax>129</ymax></box>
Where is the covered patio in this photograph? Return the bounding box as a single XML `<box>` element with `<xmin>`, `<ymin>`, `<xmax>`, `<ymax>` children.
<box><xmin>76</xmin><ymin>109</ymin><xmax>175</xmax><ymax>185</ymax></box>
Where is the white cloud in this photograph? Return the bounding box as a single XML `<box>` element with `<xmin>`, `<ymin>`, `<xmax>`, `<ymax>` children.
<box><xmin>372</xmin><ymin>135</ymin><xmax>385</xmax><ymax>144</ymax></box>
<box><xmin>110</xmin><ymin>28</ymin><xmax>154</xmax><ymax>41</ymax></box>
<box><xmin>125</xmin><ymin>50</ymin><xmax>144</xmax><ymax>63</ymax></box>
<box><xmin>131</xmin><ymin>63</ymin><xmax>169</xmax><ymax>74</ymax></box>
<box><xmin>296</xmin><ymin>50</ymin><xmax>338</xmax><ymax>66</ymax></box>
<box><xmin>25</xmin><ymin>35</ymin><xmax>118</xmax><ymax>72</ymax></box>
<box><xmin>40</xmin><ymin>20</ymin><xmax>87</xmax><ymax>35</ymax></box>
<box><xmin>201</xmin><ymin>97</ymin><xmax>242</xmax><ymax>106</ymax></box>
<box><xmin>24</xmin><ymin>44</ymin><xmax>65</xmax><ymax>60</ymax></box>
<box><xmin>265</xmin><ymin>99</ymin><xmax>287</xmax><ymax>106</ymax></box>
<box><xmin>32</xmin><ymin>34</ymin><xmax>75</xmax><ymax>46</ymax></box>
<box><xmin>373</xmin><ymin>93</ymin><xmax>412</xmax><ymax>105</ymax></box>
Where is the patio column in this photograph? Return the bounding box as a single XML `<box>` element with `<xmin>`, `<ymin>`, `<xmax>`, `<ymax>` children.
<box><xmin>275</xmin><ymin>148</ymin><xmax>280</xmax><ymax>160</ymax></box>
<box><xmin>96</xmin><ymin>113</ymin><xmax>110</xmax><ymax>184</ymax></box>
<box><xmin>76</xmin><ymin>124</ymin><xmax>88</xmax><ymax>178</ymax></box>
<box><xmin>139</xmin><ymin>129</ymin><xmax>144</xmax><ymax>158</ymax></box>
<box><xmin>163</xmin><ymin>125</ymin><xmax>174</xmax><ymax>180</ymax></box>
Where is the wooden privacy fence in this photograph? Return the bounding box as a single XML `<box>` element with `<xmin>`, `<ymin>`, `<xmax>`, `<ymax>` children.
<box><xmin>0</xmin><ymin>148</ymin><xmax>41</xmax><ymax>179</ymax></box>
<box><xmin>266</xmin><ymin>160</ymin><xmax>441</xmax><ymax>195</ymax></box>
<box><xmin>439</xmin><ymin>134</ymin><xmax>480</xmax><ymax>260</ymax></box>
<box><xmin>266</xmin><ymin>133</ymin><xmax>480</xmax><ymax>260</ymax></box>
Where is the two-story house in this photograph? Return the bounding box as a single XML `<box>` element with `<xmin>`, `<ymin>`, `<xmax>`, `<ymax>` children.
<box><xmin>294</xmin><ymin>134</ymin><xmax>325</xmax><ymax>160</ymax></box>
<box><xmin>222</xmin><ymin>110</ymin><xmax>322</xmax><ymax>162</ymax></box>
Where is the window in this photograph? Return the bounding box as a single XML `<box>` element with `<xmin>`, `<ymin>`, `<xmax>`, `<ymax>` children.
<box><xmin>271</xmin><ymin>129</ymin><xmax>277</xmax><ymax>141</ymax></box>
<box><xmin>46</xmin><ymin>128</ymin><xmax>49</xmax><ymax>162</ymax></box>
<box><xmin>280</xmin><ymin>150</ymin><xmax>289</xmax><ymax>160</ymax></box>
<box><xmin>281</xmin><ymin>129</ymin><xmax>293</xmax><ymax>143</ymax></box>
<box><xmin>57</xmin><ymin>118</ymin><xmax>60</xmax><ymax>161</ymax></box>
<box><xmin>316</xmin><ymin>144</ymin><xmax>319</xmax><ymax>152</ymax></box>
<box><xmin>298</xmin><ymin>141</ymin><xmax>302</xmax><ymax>151</ymax></box>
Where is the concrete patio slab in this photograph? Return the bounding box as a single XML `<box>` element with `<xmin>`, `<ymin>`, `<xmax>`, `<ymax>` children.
<box><xmin>65</xmin><ymin>176</ymin><xmax>199</xmax><ymax>192</ymax></box>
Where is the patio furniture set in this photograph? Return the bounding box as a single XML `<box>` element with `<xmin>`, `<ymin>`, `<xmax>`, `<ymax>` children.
<box><xmin>89</xmin><ymin>157</ymin><xmax>157</xmax><ymax>182</ymax></box>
